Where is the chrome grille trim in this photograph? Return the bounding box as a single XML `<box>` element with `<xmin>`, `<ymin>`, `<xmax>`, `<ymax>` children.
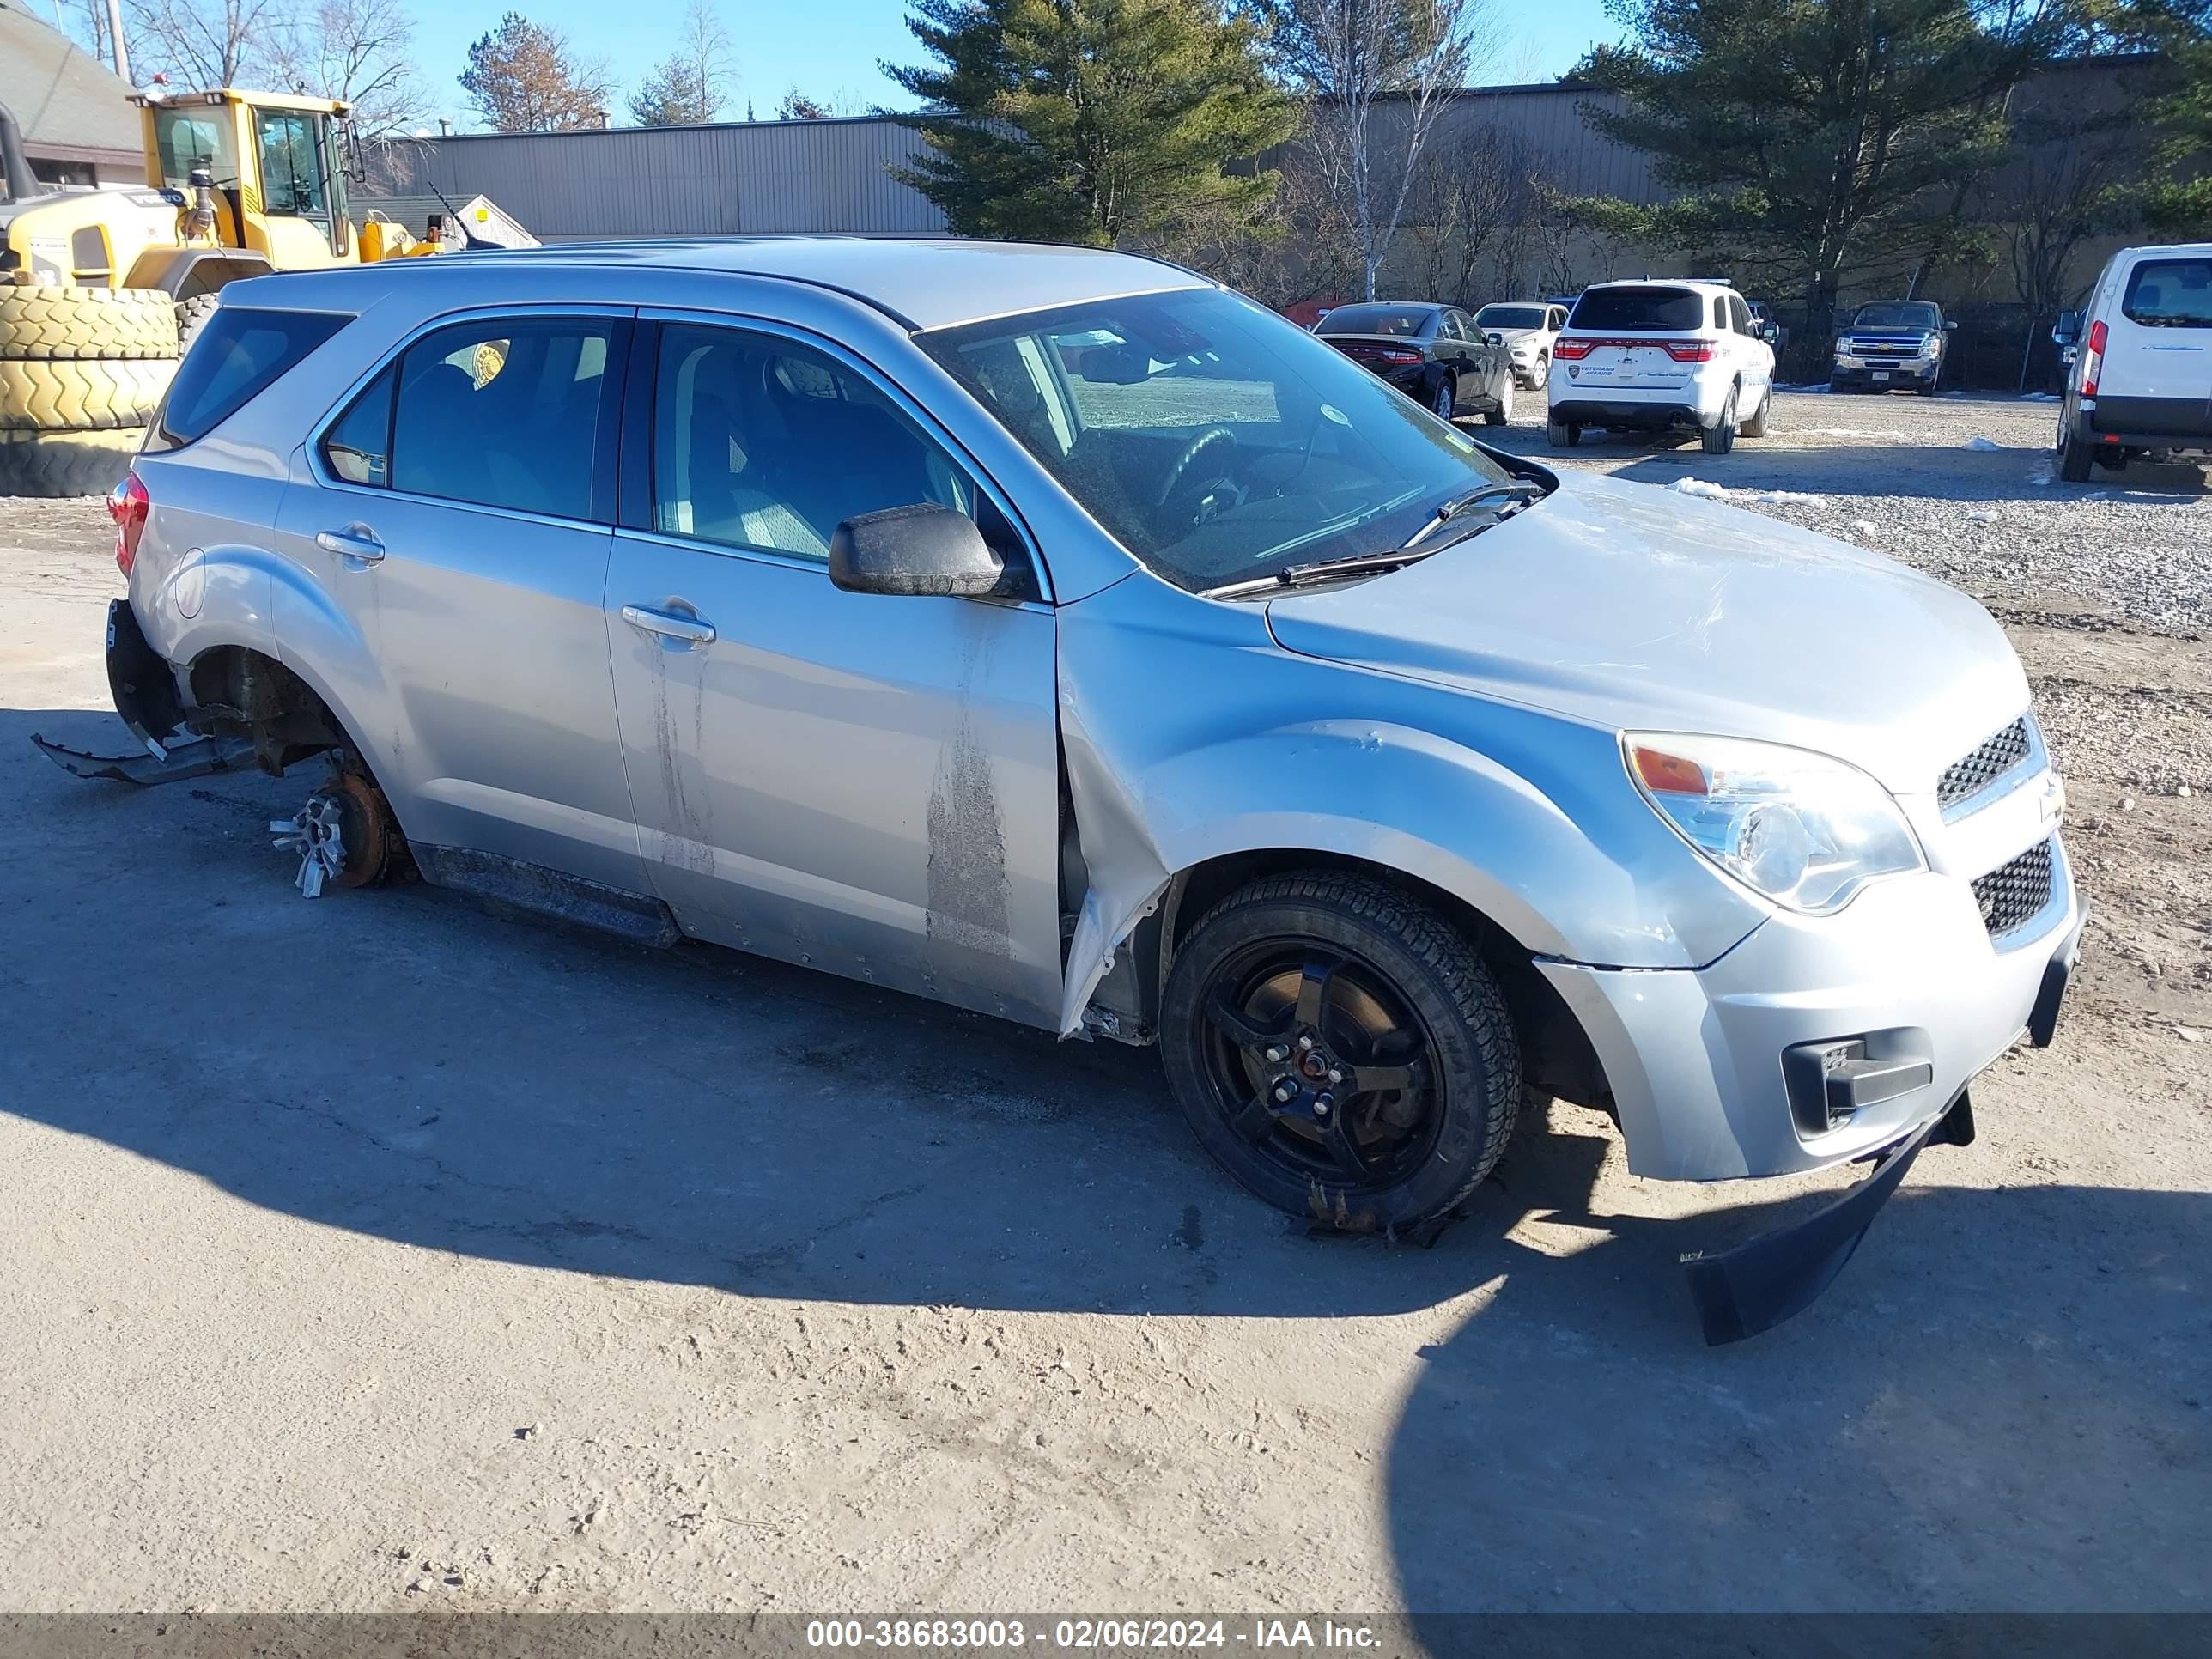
<box><xmin>1939</xmin><ymin>716</ymin><xmax>2034</xmax><ymax>814</ymax></box>
<box><xmin>1972</xmin><ymin>838</ymin><xmax>2056</xmax><ymax>939</ymax></box>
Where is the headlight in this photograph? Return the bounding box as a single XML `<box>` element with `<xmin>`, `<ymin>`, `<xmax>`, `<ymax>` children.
<box><xmin>1625</xmin><ymin>733</ymin><xmax>1924</xmax><ymax>914</ymax></box>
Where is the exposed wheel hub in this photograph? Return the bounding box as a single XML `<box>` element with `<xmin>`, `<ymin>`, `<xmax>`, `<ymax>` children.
<box><xmin>1198</xmin><ymin>945</ymin><xmax>1438</xmax><ymax>1187</ymax></box>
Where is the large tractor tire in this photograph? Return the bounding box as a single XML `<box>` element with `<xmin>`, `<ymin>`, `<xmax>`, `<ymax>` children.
<box><xmin>0</xmin><ymin>428</ymin><xmax>143</xmax><ymax>498</ymax></box>
<box><xmin>176</xmin><ymin>294</ymin><xmax>222</xmax><ymax>355</ymax></box>
<box><xmin>0</xmin><ymin>356</ymin><xmax>177</xmax><ymax>432</ymax></box>
<box><xmin>0</xmin><ymin>286</ymin><xmax>179</xmax><ymax>361</ymax></box>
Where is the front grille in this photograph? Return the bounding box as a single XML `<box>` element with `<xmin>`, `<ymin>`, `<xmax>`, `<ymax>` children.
<box><xmin>1972</xmin><ymin>839</ymin><xmax>2055</xmax><ymax>938</ymax></box>
<box><xmin>1845</xmin><ymin>336</ymin><xmax>1925</xmax><ymax>359</ymax></box>
<box><xmin>1939</xmin><ymin>716</ymin><xmax>2033</xmax><ymax>811</ymax></box>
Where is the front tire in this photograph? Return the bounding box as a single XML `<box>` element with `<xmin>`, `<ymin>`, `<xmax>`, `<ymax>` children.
<box><xmin>1484</xmin><ymin>375</ymin><xmax>1513</xmax><ymax>426</ymax></box>
<box><xmin>1546</xmin><ymin>419</ymin><xmax>1580</xmax><ymax>447</ymax></box>
<box><xmin>1160</xmin><ymin>872</ymin><xmax>1522</xmax><ymax>1234</ymax></box>
<box><xmin>1529</xmin><ymin>352</ymin><xmax>1549</xmax><ymax>390</ymax></box>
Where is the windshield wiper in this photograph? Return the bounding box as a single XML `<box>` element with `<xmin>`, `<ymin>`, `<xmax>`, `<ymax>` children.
<box><xmin>1398</xmin><ymin>480</ymin><xmax>1546</xmax><ymax>550</ymax></box>
<box><xmin>1203</xmin><ymin>547</ymin><xmax>1439</xmax><ymax>599</ymax></box>
<box><xmin>1200</xmin><ymin>479</ymin><xmax>1548</xmax><ymax>599</ymax></box>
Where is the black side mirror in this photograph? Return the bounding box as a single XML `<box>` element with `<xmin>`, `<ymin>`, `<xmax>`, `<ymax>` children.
<box><xmin>1759</xmin><ymin>322</ymin><xmax>1780</xmax><ymax>343</ymax></box>
<box><xmin>2051</xmin><ymin>310</ymin><xmax>2081</xmax><ymax>346</ymax></box>
<box><xmin>1943</xmin><ymin>319</ymin><xmax>1958</xmax><ymax>331</ymax></box>
<box><xmin>830</xmin><ymin>503</ymin><xmax>1006</xmax><ymax>599</ymax></box>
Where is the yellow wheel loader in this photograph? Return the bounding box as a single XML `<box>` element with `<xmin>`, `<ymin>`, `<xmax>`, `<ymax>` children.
<box><xmin>0</xmin><ymin>88</ymin><xmax>530</xmax><ymax>495</ymax></box>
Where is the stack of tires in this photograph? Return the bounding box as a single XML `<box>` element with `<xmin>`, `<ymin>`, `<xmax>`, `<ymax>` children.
<box><xmin>0</xmin><ymin>285</ymin><xmax>179</xmax><ymax>499</ymax></box>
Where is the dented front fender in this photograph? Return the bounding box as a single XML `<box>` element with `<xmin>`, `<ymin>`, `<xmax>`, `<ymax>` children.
<box><xmin>1053</xmin><ymin>569</ymin><xmax>1767</xmax><ymax>1034</ymax></box>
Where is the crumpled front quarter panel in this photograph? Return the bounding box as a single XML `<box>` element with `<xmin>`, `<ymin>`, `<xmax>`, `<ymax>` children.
<box><xmin>1051</xmin><ymin>570</ymin><xmax>1768</xmax><ymax>1033</ymax></box>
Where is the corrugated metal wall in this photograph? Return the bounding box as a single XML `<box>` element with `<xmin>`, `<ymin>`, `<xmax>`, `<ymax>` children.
<box><xmin>356</xmin><ymin>88</ymin><xmax>1662</xmax><ymax>242</ymax></box>
<box><xmin>359</xmin><ymin>118</ymin><xmax>951</xmax><ymax>240</ymax></box>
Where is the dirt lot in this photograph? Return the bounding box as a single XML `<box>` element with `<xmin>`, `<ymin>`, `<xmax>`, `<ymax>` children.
<box><xmin>1</xmin><ymin>392</ymin><xmax>2206</xmax><ymax>1621</ymax></box>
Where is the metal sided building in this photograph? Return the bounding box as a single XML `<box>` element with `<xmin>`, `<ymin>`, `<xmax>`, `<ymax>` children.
<box><xmin>356</xmin><ymin>117</ymin><xmax>951</xmax><ymax>242</ymax></box>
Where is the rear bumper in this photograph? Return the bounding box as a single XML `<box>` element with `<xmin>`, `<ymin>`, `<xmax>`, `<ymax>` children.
<box><xmin>1546</xmin><ymin>398</ymin><xmax>1709</xmax><ymax>432</ymax></box>
<box><xmin>2072</xmin><ymin>397</ymin><xmax>2212</xmax><ymax>453</ymax></box>
<box><xmin>1537</xmin><ymin>842</ymin><xmax>2081</xmax><ymax>1182</ymax></box>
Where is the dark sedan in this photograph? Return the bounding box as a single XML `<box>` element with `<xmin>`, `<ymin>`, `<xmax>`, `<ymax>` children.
<box><xmin>1313</xmin><ymin>302</ymin><xmax>1516</xmax><ymax>424</ymax></box>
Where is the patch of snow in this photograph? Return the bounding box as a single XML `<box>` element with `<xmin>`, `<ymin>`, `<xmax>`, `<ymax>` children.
<box><xmin>1752</xmin><ymin>489</ymin><xmax>1824</xmax><ymax>505</ymax></box>
<box><xmin>1964</xmin><ymin>436</ymin><xmax>2004</xmax><ymax>451</ymax></box>
<box><xmin>1966</xmin><ymin>509</ymin><xmax>1997</xmax><ymax>524</ymax></box>
<box><xmin>1850</xmin><ymin>519</ymin><xmax>1879</xmax><ymax>535</ymax></box>
<box><xmin>2021</xmin><ymin>391</ymin><xmax>2061</xmax><ymax>402</ymax></box>
<box><xmin>1668</xmin><ymin>477</ymin><xmax>1729</xmax><ymax>499</ymax></box>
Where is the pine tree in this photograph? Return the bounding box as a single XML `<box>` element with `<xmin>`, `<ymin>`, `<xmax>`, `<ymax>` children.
<box><xmin>1574</xmin><ymin>0</ymin><xmax>2068</xmax><ymax>331</ymax></box>
<box><xmin>884</xmin><ymin>0</ymin><xmax>1297</xmax><ymax>246</ymax></box>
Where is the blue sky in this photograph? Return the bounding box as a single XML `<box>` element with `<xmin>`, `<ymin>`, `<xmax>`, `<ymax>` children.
<box><xmin>404</xmin><ymin>0</ymin><xmax>1622</xmax><ymax>132</ymax></box>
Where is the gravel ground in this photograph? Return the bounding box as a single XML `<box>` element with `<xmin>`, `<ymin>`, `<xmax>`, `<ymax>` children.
<box><xmin>1</xmin><ymin>402</ymin><xmax>2207</xmax><ymax>1624</ymax></box>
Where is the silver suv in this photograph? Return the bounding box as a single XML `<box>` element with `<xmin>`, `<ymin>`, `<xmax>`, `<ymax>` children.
<box><xmin>48</xmin><ymin>240</ymin><xmax>2081</xmax><ymax>1340</ymax></box>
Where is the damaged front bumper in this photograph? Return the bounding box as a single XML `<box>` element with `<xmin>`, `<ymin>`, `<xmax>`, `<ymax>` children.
<box><xmin>1540</xmin><ymin>850</ymin><xmax>2082</xmax><ymax>1342</ymax></box>
<box><xmin>1682</xmin><ymin>1086</ymin><xmax>1978</xmax><ymax>1345</ymax></box>
<box><xmin>28</xmin><ymin>599</ymin><xmax>240</xmax><ymax>787</ymax></box>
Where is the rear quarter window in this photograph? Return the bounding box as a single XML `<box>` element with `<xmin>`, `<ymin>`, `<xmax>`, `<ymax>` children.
<box><xmin>153</xmin><ymin>306</ymin><xmax>348</xmax><ymax>449</ymax></box>
<box><xmin>1569</xmin><ymin>288</ymin><xmax>1705</xmax><ymax>332</ymax></box>
<box><xmin>2121</xmin><ymin>258</ymin><xmax>2212</xmax><ymax>328</ymax></box>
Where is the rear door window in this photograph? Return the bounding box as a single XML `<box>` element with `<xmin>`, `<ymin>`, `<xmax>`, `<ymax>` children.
<box><xmin>384</xmin><ymin>316</ymin><xmax>620</xmax><ymax>520</ymax></box>
<box><xmin>1568</xmin><ymin>287</ymin><xmax>1705</xmax><ymax>331</ymax></box>
<box><xmin>2121</xmin><ymin>259</ymin><xmax>2212</xmax><ymax>329</ymax></box>
<box><xmin>155</xmin><ymin>307</ymin><xmax>347</xmax><ymax>448</ymax></box>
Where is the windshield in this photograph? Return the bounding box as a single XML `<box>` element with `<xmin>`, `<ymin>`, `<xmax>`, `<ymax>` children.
<box><xmin>1569</xmin><ymin>287</ymin><xmax>1704</xmax><ymax>331</ymax></box>
<box><xmin>919</xmin><ymin>288</ymin><xmax>1513</xmax><ymax>594</ymax></box>
<box><xmin>2123</xmin><ymin>258</ymin><xmax>2212</xmax><ymax>329</ymax></box>
<box><xmin>1474</xmin><ymin>305</ymin><xmax>1547</xmax><ymax>331</ymax></box>
<box><xmin>1315</xmin><ymin>305</ymin><xmax>1434</xmax><ymax>338</ymax></box>
<box><xmin>153</xmin><ymin>107</ymin><xmax>242</xmax><ymax>191</ymax></box>
<box><xmin>1851</xmin><ymin>302</ymin><xmax>1941</xmax><ymax>331</ymax></box>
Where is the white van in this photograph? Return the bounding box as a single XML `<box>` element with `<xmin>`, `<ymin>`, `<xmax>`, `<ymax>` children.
<box><xmin>2051</xmin><ymin>243</ymin><xmax>2212</xmax><ymax>482</ymax></box>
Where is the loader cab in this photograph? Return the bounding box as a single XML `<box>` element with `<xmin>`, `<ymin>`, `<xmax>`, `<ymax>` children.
<box><xmin>139</xmin><ymin>90</ymin><xmax>355</xmax><ymax>266</ymax></box>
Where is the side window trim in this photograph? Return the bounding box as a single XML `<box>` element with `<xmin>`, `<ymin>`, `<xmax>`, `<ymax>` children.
<box><xmin>626</xmin><ymin>307</ymin><xmax>1054</xmax><ymax>604</ymax></box>
<box><xmin>307</xmin><ymin>304</ymin><xmax>638</xmax><ymax>529</ymax></box>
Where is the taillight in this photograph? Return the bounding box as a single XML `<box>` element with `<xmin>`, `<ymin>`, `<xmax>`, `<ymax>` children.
<box><xmin>110</xmin><ymin>468</ymin><xmax>149</xmax><ymax>576</ymax></box>
<box><xmin>1662</xmin><ymin>341</ymin><xmax>1718</xmax><ymax>362</ymax></box>
<box><xmin>1552</xmin><ymin>337</ymin><xmax>1595</xmax><ymax>361</ymax></box>
<box><xmin>1377</xmin><ymin>347</ymin><xmax>1422</xmax><ymax>366</ymax></box>
<box><xmin>2081</xmin><ymin>319</ymin><xmax>2106</xmax><ymax>398</ymax></box>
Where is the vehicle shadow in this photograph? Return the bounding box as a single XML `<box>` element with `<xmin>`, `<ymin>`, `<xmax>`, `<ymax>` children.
<box><xmin>1480</xmin><ymin>423</ymin><xmax>2209</xmax><ymax>506</ymax></box>
<box><xmin>1385</xmin><ymin>1121</ymin><xmax>2212</xmax><ymax>1615</ymax></box>
<box><xmin>0</xmin><ymin>704</ymin><xmax>1542</xmax><ymax>1322</ymax></box>
<box><xmin>9</xmin><ymin>707</ymin><xmax>2209</xmax><ymax>1613</ymax></box>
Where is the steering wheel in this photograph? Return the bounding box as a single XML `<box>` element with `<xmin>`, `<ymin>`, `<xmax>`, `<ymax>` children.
<box><xmin>1156</xmin><ymin>427</ymin><xmax>1237</xmax><ymax>509</ymax></box>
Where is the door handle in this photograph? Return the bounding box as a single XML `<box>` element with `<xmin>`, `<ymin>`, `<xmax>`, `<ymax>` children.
<box><xmin>317</xmin><ymin>525</ymin><xmax>385</xmax><ymax>564</ymax></box>
<box><xmin>622</xmin><ymin>604</ymin><xmax>716</xmax><ymax>644</ymax></box>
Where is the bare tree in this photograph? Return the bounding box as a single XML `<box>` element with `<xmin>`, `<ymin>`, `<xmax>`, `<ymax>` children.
<box><xmin>1261</xmin><ymin>0</ymin><xmax>1504</xmax><ymax>300</ymax></box>
<box><xmin>1992</xmin><ymin>106</ymin><xmax>2134</xmax><ymax>322</ymax></box>
<box><xmin>125</xmin><ymin>0</ymin><xmax>283</xmax><ymax>88</ymax></box>
<box><xmin>628</xmin><ymin>0</ymin><xmax>734</xmax><ymax>126</ymax></box>
<box><xmin>267</xmin><ymin>0</ymin><xmax>424</xmax><ymax>137</ymax></box>
<box><xmin>1404</xmin><ymin>117</ymin><xmax>1534</xmax><ymax>305</ymax></box>
<box><xmin>459</xmin><ymin>12</ymin><xmax>615</xmax><ymax>133</ymax></box>
<box><xmin>66</xmin><ymin>0</ymin><xmax>134</xmax><ymax>78</ymax></box>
